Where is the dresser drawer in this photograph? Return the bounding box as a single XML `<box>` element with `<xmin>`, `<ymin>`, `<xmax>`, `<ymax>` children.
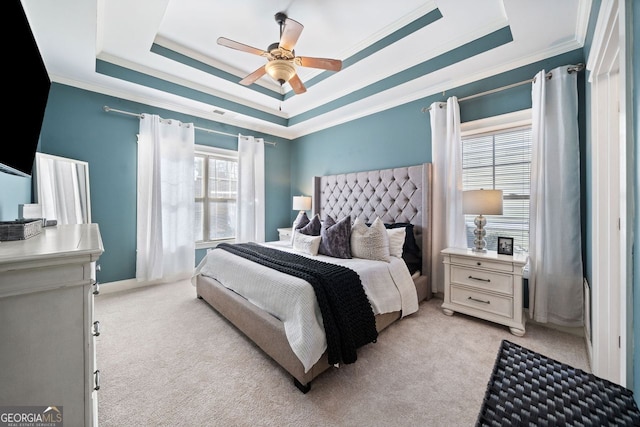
<box><xmin>451</xmin><ymin>265</ymin><xmax>513</xmax><ymax>295</ymax></box>
<box><xmin>450</xmin><ymin>255</ymin><xmax>513</xmax><ymax>273</ymax></box>
<box><xmin>450</xmin><ymin>285</ymin><xmax>513</xmax><ymax>319</ymax></box>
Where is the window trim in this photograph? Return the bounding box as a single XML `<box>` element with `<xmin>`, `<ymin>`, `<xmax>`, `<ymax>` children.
<box><xmin>195</xmin><ymin>144</ymin><xmax>237</xmax><ymax>159</ymax></box>
<box><xmin>461</xmin><ymin>109</ymin><xmax>532</xmax><ymax>136</ymax></box>
<box><xmin>195</xmin><ymin>144</ymin><xmax>238</xmax><ymax>250</ymax></box>
<box><xmin>461</xmin><ymin>109</ymin><xmax>532</xmax><ymax>253</ymax></box>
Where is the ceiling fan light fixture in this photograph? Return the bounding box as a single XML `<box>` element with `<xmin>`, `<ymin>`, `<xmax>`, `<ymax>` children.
<box><xmin>218</xmin><ymin>12</ymin><xmax>339</xmax><ymax>94</ymax></box>
<box><xmin>265</xmin><ymin>59</ymin><xmax>296</xmax><ymax>84</ymax></box>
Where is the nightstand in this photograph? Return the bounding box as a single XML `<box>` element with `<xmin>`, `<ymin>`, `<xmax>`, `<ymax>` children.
<box><xmin>277</xmin><ymin>227</ymin><xmax>292</xmax><ymax>241</ymax></box>
<box><xmin>441</xmin><ymin>247</ymin><xmax>528</xmax><ymax>336</ymax></box>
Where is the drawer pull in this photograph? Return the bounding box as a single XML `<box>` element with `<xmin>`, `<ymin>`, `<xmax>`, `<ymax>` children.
<box><xmin>93</xmin><ymin>321</ymin><xmax>101</xmax><ymax>337</ymax></box>
<box><xmin>92</xmin><ymin>281</ymin><xmax>100</xmax><ymax>295</ymax></box>
<box><xmin>477</xmin><ymin>262</ymin><xmax>482</xmax><ymax>266</ymax></box>
<box><xmin>94</xmin><ymin>370</ymin><xmax>101</xmax><ymax>391</ymax></box>
<box><xmin>468</xmin><ymin>296</ymin><xmax>491</xmax><ymax>304</ymax></box>
<box><xmin>468</xmin><ymin>275</ymin><xmax>491</xmax><ymax>282</ymax></box>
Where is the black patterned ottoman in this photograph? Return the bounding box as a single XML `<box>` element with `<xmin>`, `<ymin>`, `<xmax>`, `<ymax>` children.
<box><xmin>477</xmin><ymin>340</ymin><xmax>640</xmax><ymax>426</ymax></box>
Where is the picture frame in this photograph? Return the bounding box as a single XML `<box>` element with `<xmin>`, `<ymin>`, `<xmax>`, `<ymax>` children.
<box><xmin>497</xmin><ymin>236</ymin><xmax>514</xmax><ymax>256</ymax></box>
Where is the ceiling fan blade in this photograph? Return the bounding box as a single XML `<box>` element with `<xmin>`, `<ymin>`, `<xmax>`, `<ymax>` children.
<box><xmin>217</xmin><ymin>37</ymin><xmax>267</xmax><ymax>57</ymax></box>
<box><xmin>239</xmin><ymin>65</ymin><xmax>267</xmax><ymax>86</ymax></box>
<box><xmin>296</xmin><ymin>57</ymin><xmax>342</xmax><ymax>72</ymax></box>
<box><xmin>279</xmin><ymin>18</ymin><xmax>304</xmax><ymax>51</ymax></box>
<box><xmin>288</xmin><ymin>73</ymin><xmax>307</xmax><ymax>94</ymax></box>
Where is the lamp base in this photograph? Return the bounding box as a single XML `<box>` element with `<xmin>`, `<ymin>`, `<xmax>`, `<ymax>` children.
<box><xmin>472</xmin><ymin>214</ymin><xmax>488</xmax><ymax>252</ymax></box>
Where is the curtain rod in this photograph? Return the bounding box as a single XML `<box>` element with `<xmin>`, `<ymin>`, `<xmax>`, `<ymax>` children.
<box><xmin>420</xmin><ymin>63</ymin><xmax>585</xmax><ymax>113</ymax></box>
<box><xmin>103</xmin><ymin>106</ymin><xmax>277</xmax><ymax>146</ymax></box>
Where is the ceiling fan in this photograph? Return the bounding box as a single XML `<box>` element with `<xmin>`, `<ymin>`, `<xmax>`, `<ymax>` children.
<box><xmin>217</xmin><ymin>12</ymin><xmax>342</xmax><ymax>94</ymax></box>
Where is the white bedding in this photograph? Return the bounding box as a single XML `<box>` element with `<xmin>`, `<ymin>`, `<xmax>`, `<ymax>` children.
<box><xmin>192</xmin><ymin>240</ymin><xmax>419</xmax><ymax>373</ymax></box>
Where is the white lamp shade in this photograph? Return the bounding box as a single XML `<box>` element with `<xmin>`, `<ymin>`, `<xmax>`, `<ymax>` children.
<box><xmin>463</xmin><ymin>190</ymin><xmax>503</xmax><ymax>215</ymax></box>
<box><xmin>292</xmin><ymin>196</ymin><xmax>312</xmax><ymax>211</ymax></box>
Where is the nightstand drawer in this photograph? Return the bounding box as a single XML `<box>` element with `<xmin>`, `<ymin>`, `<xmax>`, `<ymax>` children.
<box><xmin>450</xmin><ymin>255</ymin><xmax>513</xmax><ymax>273</ymax></box>
<box><xmin>450</xmin><ymin>285</ymin><xmax>513</xmax><ymax>318</ymax></box>
<box><xmin>451</xmin><ymin>266</ymin><xmax>512</xmax><ymax>295</ymax></box>
<box><xmin>277</xmin><ymin>227</ymin><xmax>292</xmax><ymax>241</ymax></box>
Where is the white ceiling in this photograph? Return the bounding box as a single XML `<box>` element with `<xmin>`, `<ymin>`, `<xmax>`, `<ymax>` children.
<box><xmin>21</xmin><ymin>0</ymin><xmax>590</xmax><ymax>140</ymax></box>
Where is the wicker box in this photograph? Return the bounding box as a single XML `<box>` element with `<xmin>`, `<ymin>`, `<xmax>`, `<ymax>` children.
<box><xmin>0</xmin><ymin>219</ymin><xmax>43</xmax><ymax>241</ymax></box>
<box><xmin>477</xmin><ymin>340</ymin><xmax>640</xmax><ymax>426</ymax></box>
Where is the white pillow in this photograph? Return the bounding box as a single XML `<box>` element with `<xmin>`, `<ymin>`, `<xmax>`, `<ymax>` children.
<box><xmin>292</xmin><ymin>231</ymin><xmax>322</xmax><ymax>256</ymax></box>
<box><xmin>387</xmin><ymin>227</ymin><xmax>406</xmax><ymax>258</ymax></box>
<box><xmin>350</xmin><ymin>217</ymin><xmax>390</xmax><ymax>262</ymax></box>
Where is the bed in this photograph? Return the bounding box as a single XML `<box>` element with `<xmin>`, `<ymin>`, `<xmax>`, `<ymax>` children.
<box><xmin>193</xmin><ymin>163</ymin><xmax>433</xmax><ymax>392</ymax></box>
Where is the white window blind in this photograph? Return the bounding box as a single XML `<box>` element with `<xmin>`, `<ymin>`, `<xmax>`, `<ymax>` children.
<box><xmin>462</xmin><ymin>126</ymin><xmax>531</xmax><ymax>252</ymax></box>
<box><xmin>194</xmin><ymin>146</ymin><xmax>238</xmax><ymax>244</ymax></box>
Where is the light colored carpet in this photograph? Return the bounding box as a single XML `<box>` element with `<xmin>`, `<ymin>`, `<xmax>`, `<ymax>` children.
<box><xmin>95</xmin><ymin>279</ymin><xmax>590</xmax><ymax>427</ymax></box>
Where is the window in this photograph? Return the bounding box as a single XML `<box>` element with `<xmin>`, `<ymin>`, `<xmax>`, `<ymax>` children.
<box><xmin>194</xmin><ymin>145</ymin><xmax>238</xmax><ymax>246</ymax></box>
<box><xmin>462</xmin><ymin>125</ymin><xmax>532</xmax><ymax>253</ymax></box>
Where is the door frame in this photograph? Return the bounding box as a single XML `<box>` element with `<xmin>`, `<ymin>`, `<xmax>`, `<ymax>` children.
<box><xmin>586</xmin><ymin>0</ymin><xmax>630</xmax><ymax>385</ymax></box>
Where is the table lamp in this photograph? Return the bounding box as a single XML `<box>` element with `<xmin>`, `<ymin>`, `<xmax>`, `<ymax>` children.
<box><xmin>463</xmin><ymin>189</ymin><xmax>503</xmax><ymax>252</ymax></box>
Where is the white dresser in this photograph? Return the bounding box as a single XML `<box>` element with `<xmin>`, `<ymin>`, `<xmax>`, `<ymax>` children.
<box><xmin>441</xmin><ymin>247</ymin><xmax>528</xmax><ymax>336</ymax></box>
<box><xmin>0</xmin><ymin>224</ymin><xmax>104</xmax><ymax>426</ymax></box>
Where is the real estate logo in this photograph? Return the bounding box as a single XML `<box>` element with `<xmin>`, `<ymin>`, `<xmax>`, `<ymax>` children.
<box><xmin>0</xmin><ymin>406</ymin><xmax>63</xmax><ymax>427</ymax></box>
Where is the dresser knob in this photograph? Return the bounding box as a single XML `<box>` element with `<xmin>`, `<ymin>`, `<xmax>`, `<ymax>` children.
<box><xmin>477</xmin><ymin>262</ymin><xmax>482</xmax><ymax>266</ymax></box>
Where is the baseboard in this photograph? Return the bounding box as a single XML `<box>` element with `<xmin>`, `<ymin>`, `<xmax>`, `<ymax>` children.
<box><xmin>584</xmin><ymin>326</ymin><xmax>593</xmax><ymax>370</ymax></box>
<box><xmin>98</xmin><ymin>278</ymin><xmax>170</xmax><ymax>294</ymax></box>
<box><xmin>583</xmin><ymin>278</ymin><xmax>593</xmax><ymax>369</ymax></box>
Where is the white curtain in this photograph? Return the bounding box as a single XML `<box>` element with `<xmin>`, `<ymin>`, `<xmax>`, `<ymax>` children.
<box><xmin>136</xmin><ymin>114</ymin><xmax>195</xmax><ymax>282</ymax></box>
<box><xmin>236</xmin><ymin>134</ymin><xmax>265</xmax><ymax>243</ymax></box>
<box><xmin>430</xmin><ymin>96</ymin><xmax>466</xmax><ymax>294</ymax></box>
<box><xmin>529</xmin><ymin>66</ymin><xmax>583</xmax><ymax>326</ymax></box>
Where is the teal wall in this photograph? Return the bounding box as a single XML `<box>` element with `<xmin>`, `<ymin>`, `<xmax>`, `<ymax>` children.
<box><xmin>583</xmin><ymin>0</ymin><xmax>602</xmax><ymax>301</ymax></box>
<box><xmin>33</xmin><ymin>83</ymin><xmax>291</xmax><ymax>284</ymax></box>
<box><xmin>290</xmin><ymin>49</ymin><xmax>586</xmax><ymax>226</ymax></box>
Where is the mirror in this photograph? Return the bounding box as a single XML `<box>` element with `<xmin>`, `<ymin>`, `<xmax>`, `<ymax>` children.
<box><xmin>34</xmin><ymin>153</ymin><xmax>91</xmax><ymax>224</ymax></box>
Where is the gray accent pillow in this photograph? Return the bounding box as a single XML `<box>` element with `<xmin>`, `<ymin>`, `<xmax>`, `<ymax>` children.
<box><xmin>291</xmin><ymin>211</ymin><xmax>310</xmax><ymax>244</ymax></box>
<box><xmin>318</xmin><ymin>215</ymin><xmax>352</xmax><ymax>259</ymax></box>
<box><xmin>351</xmin><ymin>217</ymin><xmax>390</xmax><ymax>262</ymax></box>
<box><xmin>298</xmin><ymin>214</ymin><xmax>321</xmax><ymax>236</ymax></box>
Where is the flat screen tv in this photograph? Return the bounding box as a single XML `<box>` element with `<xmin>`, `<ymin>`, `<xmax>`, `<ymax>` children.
<box><xmin>0</xmin><ymin>1</ymin><xmax>51</xmax><ymax>177</ymax></box>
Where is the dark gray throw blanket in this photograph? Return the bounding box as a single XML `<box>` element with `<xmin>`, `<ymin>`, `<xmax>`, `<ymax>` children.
<box><xmin>216</xmin><ymin>242</ymin><xmax>378</xmax><ymax>366</ymax></box>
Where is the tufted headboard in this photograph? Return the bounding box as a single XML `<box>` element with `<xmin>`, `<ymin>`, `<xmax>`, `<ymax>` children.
<box><xmin>312</xmin><ymin>163</ymin><xmax>433</xmax><ymax>300</ymax></box>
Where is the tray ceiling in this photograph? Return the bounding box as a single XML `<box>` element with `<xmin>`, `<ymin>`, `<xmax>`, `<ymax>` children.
<box><xmin>21</xmin><ymin>0</ymin><xmax>590</xmax><ymax>139</ymax></box>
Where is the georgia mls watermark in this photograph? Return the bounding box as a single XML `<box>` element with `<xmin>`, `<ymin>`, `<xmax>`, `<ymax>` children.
<box><xmin>0</xmin><ymin>406</ymin><xmax>63</xmax><ymax>427</ymax></box>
